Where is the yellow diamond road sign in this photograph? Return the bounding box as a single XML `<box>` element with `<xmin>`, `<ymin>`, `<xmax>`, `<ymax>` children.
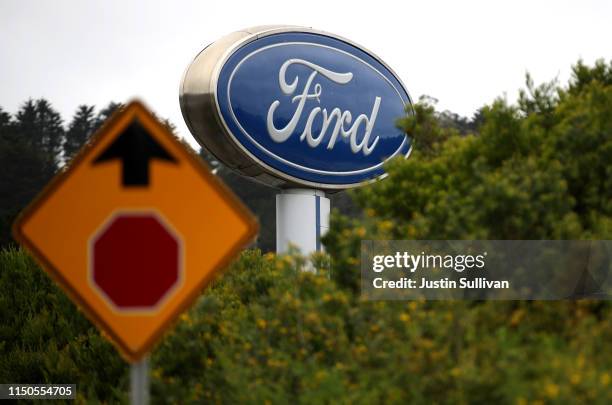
<box><xmin>12</xmin><ymin>100</ymin><xmax>258</xmax><ymax>362</ymax></box>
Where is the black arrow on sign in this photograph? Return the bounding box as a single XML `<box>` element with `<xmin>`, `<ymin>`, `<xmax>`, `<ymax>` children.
<box><xmin>93</xmin><ymin>119</ymin><xmax>177</xmax><ymax>187</ymax></box>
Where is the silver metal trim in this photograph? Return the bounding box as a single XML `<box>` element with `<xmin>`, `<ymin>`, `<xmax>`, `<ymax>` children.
<box><xmin>179</xmin><ymin>25</ymin><xmax>414</xmax><ymax>190</ymax></box>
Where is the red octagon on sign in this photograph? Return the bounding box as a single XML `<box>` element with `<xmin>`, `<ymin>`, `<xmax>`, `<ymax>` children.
<box><xmin>90</xmin><ymin>212</ymin><xmax>182</xmax><ymax>310</ymax></box>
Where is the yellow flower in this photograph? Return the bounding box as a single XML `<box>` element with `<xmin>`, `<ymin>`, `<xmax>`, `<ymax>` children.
<box><xmin>151</xmin><ymin>368</ymin><xmax>162</xmax><ymax>379</ymax></box>
<box><xmin>600</xmin><ymin>373</ymin><xmax>610</xmax><ymax>386</ymax></box>
<box><xmin>577</xmin><ymin>354</ymin><xmax>585</xmax><ymax>368</ymax></box>
<box><xmin>570</xmin><ymin>372</ymin><xmax>581</xmax><ymax>385</ymax></box>
<box><xmin>180</xmin><ymin>312</ymin><xmax>193</xmax><ymax>325</ymax></box>
<box><xmin>356</xmin><ymin>227</ymin><xmax>366</xmax><ymax>237</ymax></box>
<box><xmin>544</xmin><ymin>382</ymin><xmax>559</xmax><ymax>398</ymax></box>
<box><xmin>515</xmin><ymin>397</ymin><xmax>527</xmax><ymax>405</ymax></box>
<box><xmin>421</xmin><ymin>339</ymin><xmax>433</xmax><ymax>349</ymax></box>
<box><xmin>399</xmin><ymin>313</ymin><xmax>410</xmax><ymax>322</ymax></box>
<box><xmin>256</xmin><ymin>319</ymin><xmax>267</xmax><ymax>329</ymax></box>
<box><xmin>510</xmin><ymin>309</ymin><xmax>524</xmax><ymax>326</ymax></box>
<box><xmin>407</xmin><ymin>225</ymin><xmax>417</xmax><ymax>237</ymax></box>
<box><xmin>355</xmin><ymin>345</ymin><xmax>367</xmax><ymax>355</ymax></box>
<box><xmin>378</xmin><ymin>220</ymin><xmax>393</xmax><ymax>231</ymax></box>
<box><xmin>305</xmin><ymin>312</ymin><xmax>319</xmax><ymax>324</ymax></box>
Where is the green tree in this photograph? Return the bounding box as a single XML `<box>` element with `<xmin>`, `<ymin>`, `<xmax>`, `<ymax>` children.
<box><xmin>567</xmin><ymin>59</ymin><xmax>612</xmax><ymax>96</ymax></box>
<box><xmin>325</xmin><ymin>59</ymin><xmax>611</xmax><ymax>292</ymax></box>
<box><xmin>0</xmin><ymin>107</ymin><xmax>11</xmax><ymax>128</ymax></box>
<box><xmin>0</xmin><ymin>99</ymin><xmax>184</xmax><ymax>248</ymax></box>
<box><xmin>93</xmin><ymin>102</ymin><xmax>123</xmax><ymax>131</ymax></box>
<box><xmin>64</xmin><ymin>105</ymin><xmax>96</xmax><ymax>160</ymax></box>
<box><xmin>0</xmin><ymin>102</ymin><xmax>61</xmax><ymax>247</ymax></box>
<box><xmin>198</xmin><ymin>147</ymin><xmax>277</xmax><ymax>252</ymax></box>
<box><xmin>14</xmin><ymin>99</ymin><xmax>64</xmax><ymax>175</ymax></box>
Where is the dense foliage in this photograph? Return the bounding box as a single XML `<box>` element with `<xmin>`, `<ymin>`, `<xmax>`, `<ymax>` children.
<box><xmin>325</xmin><ymin>59</ymin><xmax>611</xmax><ymax>292</ymax></box>
<box><xmin>1</xmin><ymin>247</ymin><xmax>610</xmax><ymax>404</ymax></box>
<box><xmin>0</xmin><ymin>59</ymin><xmax>610</xmax><ymax>403</ymax></box>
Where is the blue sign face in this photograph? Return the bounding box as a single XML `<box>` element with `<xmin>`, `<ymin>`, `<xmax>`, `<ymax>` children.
<box><xmin>214</xmin><ymin>31</ymin><xmax>412</xmax><ymax>188</ymax></box>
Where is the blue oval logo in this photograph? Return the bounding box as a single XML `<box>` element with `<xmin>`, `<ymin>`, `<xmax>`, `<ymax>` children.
<box><xmin>215</xmin><ymin>32</ymin><xmax>412</xmax><ymax>187</ymax></box>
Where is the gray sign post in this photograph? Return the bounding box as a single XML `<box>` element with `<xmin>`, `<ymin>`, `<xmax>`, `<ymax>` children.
<box><xmin>130</xmin><ymin>357</ymin><xmax>150</xmax><ymax>405</ymax></box>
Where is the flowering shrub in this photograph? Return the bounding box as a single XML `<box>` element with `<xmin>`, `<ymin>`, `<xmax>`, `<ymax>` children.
<box><xmin>0</xmin><ymin>59</ymin><xmax>610</xmax><ymax>403</ymax></box>
<box><xmin>1</xmin><ymin>248</ymin><xmax>611</xmax><ymax>403</ymax></box>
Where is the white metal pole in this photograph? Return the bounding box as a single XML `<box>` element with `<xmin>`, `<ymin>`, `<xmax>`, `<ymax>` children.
<box><xmin>130</xmin><ymin>356</ymin><xmax>150</xmax><ymax>405</ymax></box>
<box><xmin>276</xmin><ymin>189</ymin><xmax>330</xmax><ymax>255</ymax></box>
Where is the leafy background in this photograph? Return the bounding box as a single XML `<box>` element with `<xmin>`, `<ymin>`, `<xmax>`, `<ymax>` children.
<box><xmin>0</xmin><ymin>59</ymin><xmax>610</xmax><ymax>403</ymax></box>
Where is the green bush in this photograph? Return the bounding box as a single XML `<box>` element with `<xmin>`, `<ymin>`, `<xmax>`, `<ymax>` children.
<box><xmin>1</xmin><ymin>248</ymin><xmax>611</xmax><ymax>404</ymax></box>
<box><xmin>0</xmin><ymin>248</ymin><xmax>127</xmax><ymax>403</ymax></box>
<box><xmin>0</xmin><ymin>59</ymin><xmax>610</xmax><ymax>403</ymax></box>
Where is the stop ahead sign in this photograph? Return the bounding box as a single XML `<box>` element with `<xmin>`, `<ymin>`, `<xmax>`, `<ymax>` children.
<box><xmin>90</xmin><ymin>212</ymin><xmax>182</xmax><ymax>311</ymax></box>
<box><xmin>12</xmin><ymin>100</ymin><xmax>258</xmax><ymax>362</ymax></box>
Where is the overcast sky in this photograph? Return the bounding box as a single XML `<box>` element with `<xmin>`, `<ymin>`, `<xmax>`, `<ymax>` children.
<box><xmin>1</xmin><ymin>0</ymin><xmax>610</xmax><ymax>147</ymax></box>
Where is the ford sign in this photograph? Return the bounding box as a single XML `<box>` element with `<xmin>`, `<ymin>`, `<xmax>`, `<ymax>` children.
<box><xmin>180</xmin><ymin>26</ymin><xmax>413</xmax><ymax>190</ymax></box>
